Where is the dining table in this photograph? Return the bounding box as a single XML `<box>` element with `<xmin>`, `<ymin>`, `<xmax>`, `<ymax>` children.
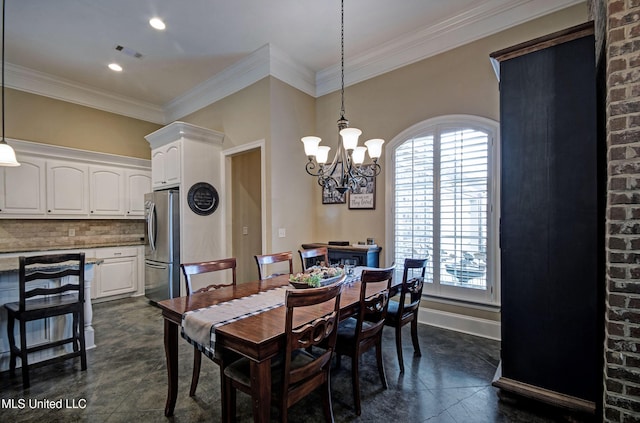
<box><xmin>157</xmin><ymin>268</ymin><xmax>400</xmax><ymax>422</ymax></box>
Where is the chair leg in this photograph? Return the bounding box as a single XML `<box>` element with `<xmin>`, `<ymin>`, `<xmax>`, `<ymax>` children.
<box><xmin>322</xmin><ymin>378</ymin><xmax>335</xmax><ymax>423</ymax></box>
<box><xmin>351</xmin><ymin>355</ymin><xmax>361</xmax><ymax>416</ymax></box>
<box><xmin>7</xmin><ymin>313</ymin><xmax>16</xmax><ymax>377</ymax></box>
<box><xmin>376</xmin><ymin>337</ymin><xmax>388</xmax><ymax>390</ymax></box>
<box><xmin>19</xmin><ymin>319</ymin><xmax>30</xmax><ymax>389</ymax></box>
<box><xmin>410</xmin><ymin>316</ymin><xmax>421</xmax><ymax>357</ymax></box>
<box><xmin>189</xmin><ymin>348</ymin><xmax>202</xmax><ymax>396</ymax></box>
<box><xmin>78</xmin><ymin>310</ymin><xmax>87</xmax><ymax>371</ymax></box>
<box><xmin>394</xmin><ymin>323</ymin><xmax>405</xmax><ymax>373</ymax></box>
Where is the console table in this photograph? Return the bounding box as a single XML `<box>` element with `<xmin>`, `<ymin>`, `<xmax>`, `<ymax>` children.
<box><xmin>301</xmin><ymin>243</ymin><xmax>381</xmax><ymax>268</ymax></box>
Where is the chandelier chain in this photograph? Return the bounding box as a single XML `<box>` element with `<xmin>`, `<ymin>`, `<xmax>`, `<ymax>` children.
<box><xmin>340</xmin><ymin>0</ymin><xmax>345</xmax><ymax>118</ymax></box>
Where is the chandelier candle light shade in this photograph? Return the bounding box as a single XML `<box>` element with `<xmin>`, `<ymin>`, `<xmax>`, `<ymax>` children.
<box><xmin>0</xmin><ymin>0</ymin><xmax>19</xmax><ymax>166</ymax></box>
<box><xmin>301</xmin><ymin>0</ymin><xmax>382</xmax><ymax>195</ymax></box>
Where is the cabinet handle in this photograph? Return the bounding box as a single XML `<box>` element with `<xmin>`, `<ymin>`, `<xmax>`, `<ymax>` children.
<box><xmin>114</xmin><ymin>252</ymin><xmax>122</xmax><ymax>256</ymax></box>
<box><xmin>90</xmin><ymin>210</ymin><xmax>94</xmax><ymax>213</ymax></box>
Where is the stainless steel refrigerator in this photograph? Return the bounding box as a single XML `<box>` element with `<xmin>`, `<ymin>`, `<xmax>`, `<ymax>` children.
<box><xmin>144</xmin><ymin>189</ymin><xmax>180</xmax><ymax>303</ymax></box>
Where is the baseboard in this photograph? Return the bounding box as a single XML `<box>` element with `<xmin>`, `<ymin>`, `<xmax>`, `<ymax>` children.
<box><xmin>492</xmin><ymin>364</ymin><xmax>596</xmax><ymax>415</ymax></box>
<box><xmin>418</xmin><ymin>307</ymin><xmax>501</xmax><ymax>340</ymax></box>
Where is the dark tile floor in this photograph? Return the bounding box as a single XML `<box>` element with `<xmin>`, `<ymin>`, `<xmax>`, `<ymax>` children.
<box><xmin>0</xmin><ymin>297</ymin><xmax>596</xmax><ymax>422</ymax></box>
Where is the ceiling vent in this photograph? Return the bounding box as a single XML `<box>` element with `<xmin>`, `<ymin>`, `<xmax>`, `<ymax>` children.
<box><xmin>115</xmin><ymin>45</ymin><xmax>144</xmax><ymax>59</ymax></box>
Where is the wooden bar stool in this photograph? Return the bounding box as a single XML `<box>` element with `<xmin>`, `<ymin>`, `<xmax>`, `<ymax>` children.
<box><xmin>4</xmin><ymin>253</ymin><xmax>87</xmax><ymax>389</ymax></box>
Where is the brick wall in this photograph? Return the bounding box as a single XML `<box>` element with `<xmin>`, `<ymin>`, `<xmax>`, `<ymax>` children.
<box><xmin>595</xmin><ymin>0</ymin><xmax>640</xmax><ymax>421</ymax></box>
<box><xmin>0</xmin><ymin>219</ymin><xmax>145</xmax><ymax>253</ymax></box>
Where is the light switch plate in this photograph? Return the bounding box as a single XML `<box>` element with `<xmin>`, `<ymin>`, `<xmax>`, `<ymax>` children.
<box><xmin>278</xmin><ymin>228</ymin><xmax>286</xmax><ymax>238</ymax></box>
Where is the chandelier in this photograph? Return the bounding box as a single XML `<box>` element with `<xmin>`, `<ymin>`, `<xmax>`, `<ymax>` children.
<box><xmin>0</xmin><ymin>0</ymin><xmax>19</xmax><ymax>166</ymax></box>
<box><xmin>301</xmin><ymin>0</ymin><xmax>382</xmax><ymax>195</ymax></box>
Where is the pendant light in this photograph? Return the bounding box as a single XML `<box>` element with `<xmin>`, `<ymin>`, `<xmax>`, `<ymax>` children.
<box><xmin>301</xmin><ymin>0</ymin><xmax>381</xmax><ymax>195</ymax></box>
<box><xmin>0</xmin><ymin>0</ymin><xmax>19</xmax><ymax>166</ymax></box>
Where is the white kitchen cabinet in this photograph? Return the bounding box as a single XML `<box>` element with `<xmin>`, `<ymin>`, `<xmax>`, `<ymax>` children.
<box><xmin>46</xmin><ymin>160</ymin><xmax>89</xmax><ymax>215</ymax></box>
<box><xmin>90</xmin><ymin>165</ymin><xmax>125</xmax><ymax>216</ymax></box>
<box><xmin>93</xmin><ymin>247</ymin><xmax>139</xmax><ymax>299</ymax></box>
<box><xmin>0</xmin><ymin>140</ymin><xmax>151</xmax><ymax>219</ymax></box>
<box><xmin>125</xmin><ymin>169</ymin><xmax>151</xmax><ymax>217</ymax></box>
<box><xmin>151</xmin><ymin>140</ymin><xmax>181</xmax><ymax>189</ymax></box>
<box><xmin>0</xmin><ymin>155</ymin><xmax>46</xmax><ymax>216</ymax></box>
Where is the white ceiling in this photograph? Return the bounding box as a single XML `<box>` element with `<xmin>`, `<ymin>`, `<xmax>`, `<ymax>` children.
<box><xmin>5</xmin><ymin>0</ymin><xmax>583</xmax><ymax>123</ymax></box>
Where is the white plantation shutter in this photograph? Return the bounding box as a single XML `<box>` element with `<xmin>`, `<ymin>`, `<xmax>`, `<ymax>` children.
<box><xmin>392</xmin><ymin>118</ymin><xmax>497</xmax><ymax>304</ymax></box>
<box><xmin>439</xmin><ymin>129</ymin><xmax>488</xmax><ymax>289</ymax></box>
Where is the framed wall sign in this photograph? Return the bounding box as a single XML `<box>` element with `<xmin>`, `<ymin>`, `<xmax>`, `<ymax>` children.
<box><xmin>322</xmin><ymin>185</ymin><xmax>346</xmax><ymax>204</ymax></box>
<box><xmin>187</xmin><ymin>182</ymin><xmax>219</xmax><ymax>216</ymax></box>
<box><xmin>349</xmin><ymin>164</ymin><xmax>376</xmax><ymax>209</ymax></box>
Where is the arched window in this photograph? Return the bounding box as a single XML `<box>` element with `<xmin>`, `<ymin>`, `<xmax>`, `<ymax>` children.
<box><xmin>386</xmin><ymin>115</ymin><xmax>499</xmax><ymax>305</ymax></box>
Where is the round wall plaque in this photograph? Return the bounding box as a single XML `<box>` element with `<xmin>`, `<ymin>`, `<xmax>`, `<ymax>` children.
<box><xmin>187</xmin><ymin>182</ymin><xmax>219</xmax><ymax>216</ymax></box>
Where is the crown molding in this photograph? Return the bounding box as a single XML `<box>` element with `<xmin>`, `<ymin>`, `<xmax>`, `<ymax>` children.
<box><xmin>6</xmin><ymin>0</ymin><xmax>583</xmax><ymax>122</ymax></box>
<box><xmin>164</xmin><ymin>44</ymin><xmax>315</xmax><ymax>122</ymax></box>
<box><xmin>145</xmin><ymin>121</ymin><xmax>224</xmax><ymax>149</ymax></box>
<box><xmin>316</xmin><ymin>0</ymin><xmax>585</xmax><ymax>95</ymax></box>
<box><xmin>6</xmin><ymin>138</ymin><xmax>151</xmax><ymax>168</ymax></box>
<box><xmin>5</xmin><ymin>63</ymin><xmax>166</xmax><ymax>124</ymax></box>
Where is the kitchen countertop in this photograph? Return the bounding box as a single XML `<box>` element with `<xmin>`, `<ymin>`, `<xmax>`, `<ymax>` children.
<box><xmin>0</xmin><ymin>241</ymin><xmax>145</xmax><ymax>255</ymax></box>
<box><xmin>0</xmin><ymin>256</ymin><xmax>103</xmax><ymax>274</ymax></box>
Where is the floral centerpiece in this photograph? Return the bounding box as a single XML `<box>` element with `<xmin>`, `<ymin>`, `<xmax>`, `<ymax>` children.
<box><xmin>289</xmin><ymin>266</ymin><xmax>344</xmax><ymax>288</ymax></box>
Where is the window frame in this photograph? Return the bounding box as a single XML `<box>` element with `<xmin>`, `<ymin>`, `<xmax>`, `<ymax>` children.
<box><xmin>385</xmin><ymin>115</ymin><xmax>500</xmax><ymax>306</ymax></box>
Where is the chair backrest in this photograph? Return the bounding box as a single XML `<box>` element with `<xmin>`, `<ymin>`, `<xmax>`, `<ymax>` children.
<box><xmin>298</xmin><ymin>247</ymin><xmax>329</xmax><ymax>271</ymax></box>
<box><xmin>181</xmin><ymin>258</ymin><xmax>237</xmax><ymax>294</ymax></box>
<box><xmin>254</xmin><ymin>251</ymin><xmax>294</xmax><ymax>280</ymax></box>
<box><xmin>283</xmin><ymin>276</ymin><xmax>345</xmax><ymax>392</ymax></box>
<box><xmin>354</xmin><ymin>267</ymin><xmax>394</xmax><ymax>343</ymax></box>
<box><xmin>398</xmin><ymin>258</ymin><xmax>428</xmax><ymax>316</ymax></box>
<box><xmin>18</xmin><ymin>253</ymin><xmax>86</xmax><ymax>312</ymax></box>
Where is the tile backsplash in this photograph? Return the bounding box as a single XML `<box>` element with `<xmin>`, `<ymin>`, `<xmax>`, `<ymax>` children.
<box><xmin>0</xmin><ymin>219</ymin><xmax>145</xmax><ymax>252</ymax></box>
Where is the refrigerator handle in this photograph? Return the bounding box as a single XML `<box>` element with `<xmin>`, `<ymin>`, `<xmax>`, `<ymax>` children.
<box><xmin>145</xmin><ymin>261</ymin><xmax>167</xmax><ymax>270</ymax></box>
<box><xmin>148</xmin><ymin>202</ymin><xmax>157</xmax><ymax>251</ymax></box>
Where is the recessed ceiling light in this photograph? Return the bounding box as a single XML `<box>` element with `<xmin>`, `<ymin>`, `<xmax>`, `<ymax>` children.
<box><xmin>108</xmin><ymin>63</ymin><xmax>123</xmax><ymax>72</ymax></box>
<box><xmin>149</xmin><ymin>18</ymin><xmax>166</xmax><ymax>30</ymax></box>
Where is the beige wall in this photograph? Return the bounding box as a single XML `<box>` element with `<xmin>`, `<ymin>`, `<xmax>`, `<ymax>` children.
<box><xmin>6</xmin><ymin>89</ymin><xmax>159</xmax><ymax>159</ymax></box>
<box><xmin>181</xmin><ymin>77</ymin><xmax>316</xmax><ymax>267</ymax></box>
<box><xmin>313</xmin><ymin>3</ymin><xmax>589</xmax><ymax>271</ymax></box>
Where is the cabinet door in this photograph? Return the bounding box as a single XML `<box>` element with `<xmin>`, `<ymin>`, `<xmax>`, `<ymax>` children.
<box><xmin>95</xmin><ymin>248</ymin><xmax>138</xmax><ymax>297</ymax></box>
<box><xmin>164</xmin><ymin>142</ymin><xmax>181</xmax><ymax>186</ymax></box>
<box><xmin>90</xmin><ymin>166</ymin><xmax>125</xmax><ymax>216</ymax></box>
<box><xmin>126</xmin><ymin>170</ymin><xmax>151</xmax><ymax>217</ymax></box>
<box><xmin>151</xmin><ymin>148</ymin><xmax>166</xmax><ymax>189</ymax></box>
<box><xmin>151</xmin><ymin>141</ymin><xmax>181</xmax><ymax>189</ymax></box>
<box><xmin>46</xmin><ymin>160</ymin><xmax>89</xmax><ymax>215</ymax></box>
<box><xmin>0</xmin><ymin>156</ymin><xmax>46</xmax><ymax>215</ymax></box>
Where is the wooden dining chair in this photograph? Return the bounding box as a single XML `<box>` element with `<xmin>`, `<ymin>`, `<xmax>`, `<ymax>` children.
<box><xmin>333</xmin><ymin>267</ymin><xmax>394</xmax><ymax>416</ymax></box>
<box><xmin>4</xmin><ymin>253</ymin><xmax>87</xmax><ymax>388</ymax></box>
<box><xmin>180</xmin><ymin>257</ymin><xmax>237</xmax><ymax>396</ymax></box>
<box><xmin>254</xmin><ymin>251</ymin><xmax>294</xmax><ymax>280</ymax></box>
<box><xmin>298</xmin><ymin>247</ymin><xmax>330</xmax><ymax>271</ymax></box>
<box><xmin>222</xmin><ymin>278</ymin><xmax>345</xmax><ymax>423</ymax></box>
<box><xmin>384</xmin><ymin>257</ymin><xmax>428</xmax><ymax>373</ymax></box>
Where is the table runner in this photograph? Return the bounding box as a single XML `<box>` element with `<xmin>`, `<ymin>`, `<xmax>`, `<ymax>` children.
<box><xmin>181</xmin><ymin>286</ymin><xmax>289</xmax><ymax>355</ymax></box>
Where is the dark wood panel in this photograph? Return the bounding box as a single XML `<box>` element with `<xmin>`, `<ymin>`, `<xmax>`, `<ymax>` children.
<box><xmin>498</xmin><ymin>31</ymin><xmax>599</xmax><ymax>405</ymax></box>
